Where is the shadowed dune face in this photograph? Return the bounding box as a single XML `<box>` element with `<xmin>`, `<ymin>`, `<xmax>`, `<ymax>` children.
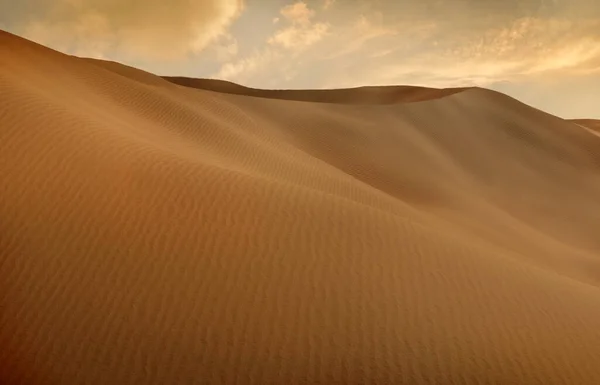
<box><xmin>161</xmin><ymin>76</ymin><xmax>469</xmax><ymax>104</ymax></box>
<box><xmin>3</xmin><ymin>30</ymin><xmax>600</xmax><ymax>385</ymax></box>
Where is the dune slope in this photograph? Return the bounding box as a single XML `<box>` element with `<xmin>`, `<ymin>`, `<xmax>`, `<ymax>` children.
<box><xmin>3</xmin><ymin>30</ymin><xmax>600</xmax><ymax>384</ymax></box>
<box><xmin>571</xmin><ymin>118</ymin><xmax>600</xmax><ymax>133</ymax></box>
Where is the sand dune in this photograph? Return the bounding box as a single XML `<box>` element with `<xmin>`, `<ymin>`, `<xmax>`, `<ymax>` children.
<box><xmin>571</xmin><ymin>118</ymin><xmax>600</xmax><ymax>132</ymax></box>
<box><xmin>3</xmin><ymin>30</ymin><xmax>600</xmax><ymax>384</ymax></box>
<box><xmin>83</xmin><ymin>58</ymin><xmax>467</xmax><ymax>104</ymax></box>
<box><xmin>161</xmin><ymin>76</ymin><xmax>468</xmax><ymax>104</ymax></box>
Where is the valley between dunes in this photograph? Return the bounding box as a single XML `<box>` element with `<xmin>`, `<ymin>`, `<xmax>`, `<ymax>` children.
<box><xmin>2</xmin><ymin>30</ymin><xmax>600</xmax><ymax>384</ymax></box>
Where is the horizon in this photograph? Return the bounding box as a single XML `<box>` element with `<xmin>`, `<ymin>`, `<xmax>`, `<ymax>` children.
<box><xmin>1</xmin><ymin>0</ymin><xmax>599</xmax><ymax>119</ymax></box>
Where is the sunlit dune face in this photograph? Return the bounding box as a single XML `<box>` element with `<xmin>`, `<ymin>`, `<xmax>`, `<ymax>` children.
<box><xmin>3</xmin><ymin>28</ymin><xmax>600</xmax><ymax>384</ymax></box>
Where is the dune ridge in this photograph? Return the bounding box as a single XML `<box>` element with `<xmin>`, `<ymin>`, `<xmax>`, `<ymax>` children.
<box><xmin>82</xmin><ymin>58</ymin><xmax>468</xmax><ymax>104</ymax></box>
<box><xmin>161</xmin><ymin>76</ymin><xmax>468</xmax><ymax>104</ymax></box>
<box><xmin>3</xmin><ymin>30</ymin><xmax>600</xmax><ymax>384</ymax></box>
<box><xmin>571</xmin><ymin>118</ymin><xmax>600</xmax><ymax>132</ymax></box>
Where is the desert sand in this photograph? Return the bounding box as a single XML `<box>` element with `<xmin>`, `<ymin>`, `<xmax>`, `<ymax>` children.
<box><xmin>571</xmin><ymin>119</ymin><xmax>600</xmax><ymax>136</ymax></box>
<box><xmin>2</xmin><ymin>30</ymin><xmax>600</xmax><ymax>384</ymax></box>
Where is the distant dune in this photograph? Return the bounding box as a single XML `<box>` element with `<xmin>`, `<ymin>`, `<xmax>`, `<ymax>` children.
<box><xmin>162</xmin><ymin>76</ymin><xmax>468</xmax><ymax>104</ymax></box>
<box><xmin>83</xmin><ymin>58</ymin><xmax>468</xmax><ymax>104</ymax></box>
<box><xmin>3</xmin><ymin>30</ymin><xmax>600</xmax><ymax>385</ymax></box>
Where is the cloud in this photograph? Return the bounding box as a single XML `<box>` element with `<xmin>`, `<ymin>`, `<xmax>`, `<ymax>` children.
<box><xmin>439</xmin><ymin>16</ymin><xmax>600</xmax><ymax>78</ymax></box>
<box><xmin>220</xmin><ymin>7</ymin><xmax>600</xmax><ymax>93</ymax></box>
<box><xmin>268</xmin><ymin>22</ymin><xmax>329</xmax><ymax>50</ymax></box>
<box><xmin>322</xmin><ymin>13</ymin><xmax>399</xmax><ymax>59</ymax></box>
<box><xmin>322</xmin><ymin>0</ymin><xmax>336</xmax><ymax>11</ymax></box>
<box><xmin>217</xmin><ymin>0</ymin><xmax>331</xmax><ymax>83</ymax></box>
<box><xmin>268</xmin><ymin>1</ymin><xmax>329</xmax><ymax>51</ymax></box>
<box><xmin>324</xmin><ymin>15</ymin><xmax>600</xmax><ymax>88</ymax></box>
<box><xmin>217</xmin><ymin>1</ymin><xmax>331</xmax><ymax>84</ymax></box>
<box><xmin>15</xmin><ymin>0</ymin><xmax>591</xmax><ymax>93</ymax></box>
<box><xmin>11</xmin><ymin>0</ymin><xmax>244</xmax><ymax>60</ymax></box>
<box><xmin>280</xmin><ymin>2</ymin><xmax>315</xmax><ymax>25</ymax></box>
<box><xmin>217</xmin><ymin>48</ymin><xmax>282</xmax><ymax>81</ymax></box>
<box><xmin>211</xmin><ymin>33</ymin><xmax>239</xmax><ymax>63</ymax></box>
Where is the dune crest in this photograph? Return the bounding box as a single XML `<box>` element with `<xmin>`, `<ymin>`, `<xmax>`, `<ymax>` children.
<box><xmin>571</xmin><ymin>118</ymin><xmax>600</xmax><ymax>131</ymax></box>
<box><xmin>3</xmin><ymin>30</ymin><xmax>600</xmax><ymax>384</ymax></box>
<box><xmin>161</xmin><ymin>76</ymin><xmax>468</xmax><ymax>104</ymax></box>
<box><xmin>82</xmin><ymin>58</ymin><xmax>468</xmax><ymax>104</ymax></box>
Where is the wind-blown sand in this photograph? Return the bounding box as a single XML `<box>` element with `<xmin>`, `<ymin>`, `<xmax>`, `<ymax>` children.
<box><xmin>2</xmin><ymin>30</ymin><xmax>600</xmax><ymax>384</ymax></box>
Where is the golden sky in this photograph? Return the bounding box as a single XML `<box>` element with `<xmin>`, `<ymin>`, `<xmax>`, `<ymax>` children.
<box><xmin>1</xmin><ymin>0</ymin><xmax>599</xmax><ymax>118</ymax></box>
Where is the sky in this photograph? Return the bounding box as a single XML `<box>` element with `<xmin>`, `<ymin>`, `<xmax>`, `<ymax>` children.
<box><xmin>1</xmin><ymin>0</ymin><xmax>599</xmax><ymax>119</ymax></box>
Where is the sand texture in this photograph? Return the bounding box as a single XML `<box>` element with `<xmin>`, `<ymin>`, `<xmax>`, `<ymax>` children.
<box><xmin>3</xmin><ymin>30</ymin><xmax>600</xmax><ymax>384</ymax></box>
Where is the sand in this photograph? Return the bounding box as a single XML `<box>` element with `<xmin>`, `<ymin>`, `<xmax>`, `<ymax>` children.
<box><xmin>571</xmin><ymin>119</ymin><xmax>600</xmax><ymax>135</ymax></box>
<box><xmin>2</xmin><ymin>30</ymin><xmax>600</xmax><ymax>384</ymax></box>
